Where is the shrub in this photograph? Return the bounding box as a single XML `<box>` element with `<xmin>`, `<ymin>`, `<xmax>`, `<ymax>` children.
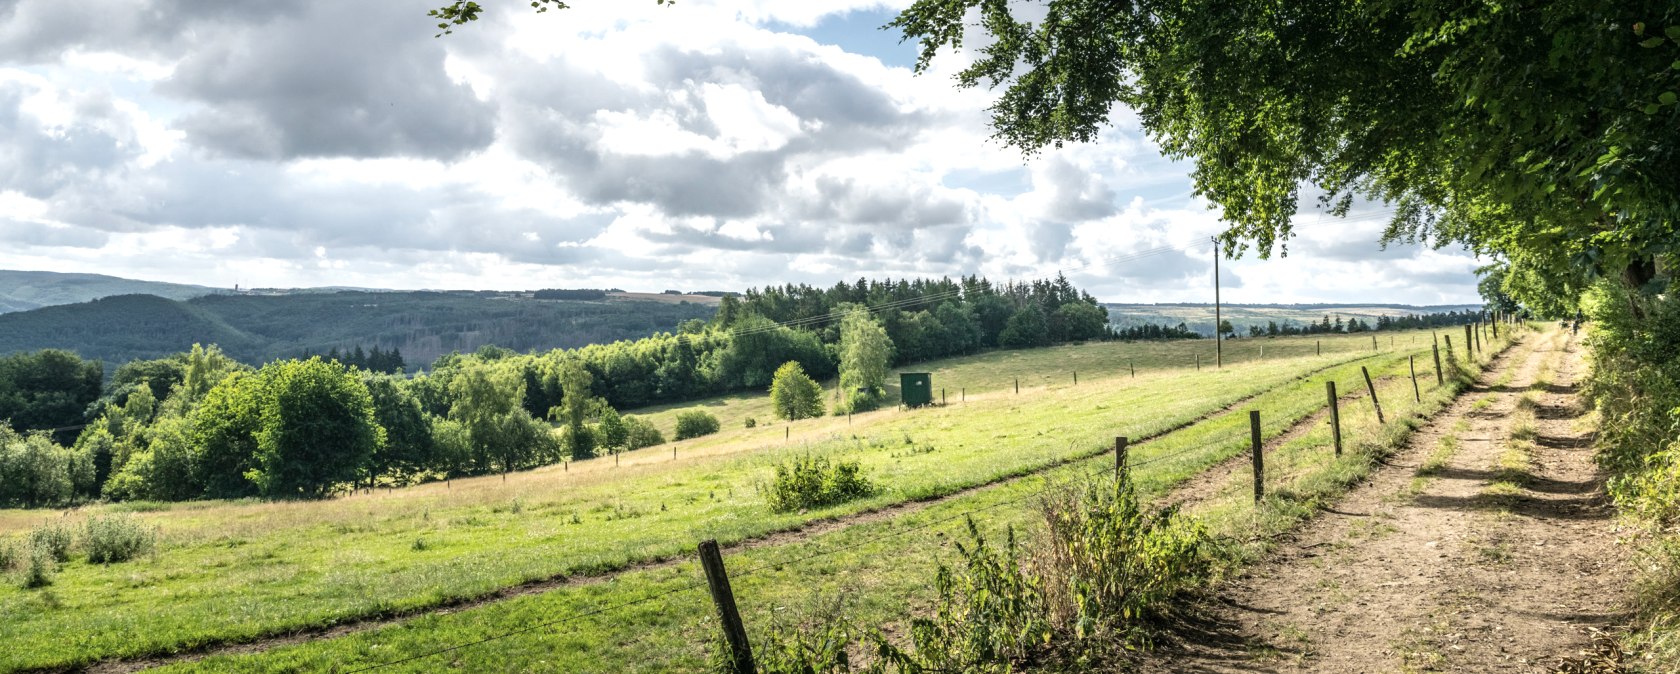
<box><xmin>764</xmin><ymin>456</ymin><xmax>876</xmax><ymax>513</ymax></box>
<box><xmin>623</xmin><ymin>415</ymin><xmax>665</xmax><ymax>449</ymax></box>
<box><xmin>82</xmin><ymin>513</ymin><xmax>157</xmax><ymax>564</ymax></box>
<box><xmin>28</xmin><ymin>522</ymin><xmax>72</xmax><ymax>563</ymax></box>
<box><xmin>674</xmin><ymin>410</ymin><xmax>721</xmax><ymax>440</ymax></box>
<box><xmin>21</xmin><ymin>545</ymin><xmax>54</xmax><ymax>589</ymax></box>
<box><xmin>744</xmin><ymin>417</ymin><xmax>758</xmax><ymax>429</ymax></box>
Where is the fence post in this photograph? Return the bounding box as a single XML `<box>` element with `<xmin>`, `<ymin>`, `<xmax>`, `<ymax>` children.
<box><xmin>616</xmin><ymin>451</ymin><xmax>620</xmax><ymax>466</ymax></box>
<box><xmin>698</xmin><ymin>540</ymin><xmax>755</xmax><ymax>674</ymax></box>
<box><xmin>1015</xmin><ymin>378</ymin><xmax>1019</xmax><ymax>394</ymax></box>
<box><xmin>1432</xmin><ymin>342</ymin><xmax>1444</xmax><ymax>385</ymax></box>
<box><xmin>1464</xmin><ymin>325</ymin><xmax>1473</xmax><ymax>358</ymax></box>
<box><xmin>1372</xmin><ymin>335</ymin><xmax>1377</xmax><ymax>351</ymax></box>
<box><xmin>1250</xmin><ymin>410</ymin><xmax>1264</xmax><ymax>503</ymax></box>
<box><xmin>942</xmin><ymin>388</ymin><xmax>947</xmax><ymax>405</ymax></box>
<box><xmin>1316</xmin><ymin>340</ymin><xmax>1321</xmax><ymax>356</ymax></box>
<box><xmin>1409</xmin><ymin>355</ymin><xmax>1421</xmax><ymax>402</ymax></box>
<box><xmin>961</xmin><ymin>388</ymin><xmax>965</xmax><ymax>401</ymax></box>
<box><xmin>1115</xmin><ymin>436</ymin><xmax>1128</xmax><ymax>480</ymax></box>
<box><xmin>674</xmin><ymin>446</ymin><xmax>678</xmax><ymax>461</ymax></box>
<box><xmin>1326</xmin><ymin>381</ymin><xmax>1342</xmax><ymax>456</ymax></box>
<box><xmin>1073</xmin><ymin>371</ymin><xmax>1077</xmax><ymax>385</ymax></box>
<box><xmin>1130</xmin><ymin>360</ymin><xmax>1135</xmax><ymax>378</ymax></box>
<box><xmin>785</xmin><ymin>427</ymin><xmax>789</xmax><ymax>441</ymax></box>
<box><xmin>1196</xmin><ymin>354</ymin><xmax>1201</xmax><ymax>371</ymax></box>
<box><xmin>1362</xmin><ymin>365</ymin><xmax>1385</xmax><ymax>424</ymax></box>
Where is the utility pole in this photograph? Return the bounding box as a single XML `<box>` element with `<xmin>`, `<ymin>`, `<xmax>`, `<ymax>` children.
<box><xmin>1212</xmin><ymin>236</ymin><xmax>1222</xmax><ymax>368</ymax></box>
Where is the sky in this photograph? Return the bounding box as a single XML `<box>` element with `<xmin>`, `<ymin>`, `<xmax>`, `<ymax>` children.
<box><xmin>0</xmin><ymin>0</ymin><xmax>1485</xmax><ymax>304</ymax></box>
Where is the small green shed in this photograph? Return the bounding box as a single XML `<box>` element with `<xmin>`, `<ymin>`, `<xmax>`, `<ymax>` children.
<box><xmin>900</xmin><ymin>372</ymin><xmax>933</xmax><ymax>408</ymax></box>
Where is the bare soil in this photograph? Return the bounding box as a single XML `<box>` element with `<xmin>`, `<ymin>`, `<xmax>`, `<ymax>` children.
<box><xmin>1141</xmin><ymin>327</ymin><xmax>1630</xmax><ymax>673</ymax></box>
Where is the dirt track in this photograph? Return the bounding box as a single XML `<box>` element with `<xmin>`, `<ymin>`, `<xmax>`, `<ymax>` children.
<box><xmin>1143</xmin><ymin>327</ymin><xmax>1628</xmax><ymax>673</ymax></box>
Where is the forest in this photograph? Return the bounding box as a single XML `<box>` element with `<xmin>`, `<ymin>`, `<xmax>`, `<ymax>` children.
<box><xmin>0</xmin><ymin>291</ymin><xmax>716</xmax><ymax>369</ymax></box>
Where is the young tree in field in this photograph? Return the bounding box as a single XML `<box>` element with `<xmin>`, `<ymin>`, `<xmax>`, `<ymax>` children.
<box><xmin>838</xmin><ymin>309</ymin><xmax>891</xmax><ymax>413</ymax></box>
<box><xmin>769</xmin><ymin>361</ymin><xmax>825</xmax><ymax>421</ymax></box>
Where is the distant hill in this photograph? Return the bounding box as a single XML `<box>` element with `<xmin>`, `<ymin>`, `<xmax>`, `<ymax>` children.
<box><xmin>1105</xmin><ymin>302</ymin><xmax>1485</xmax><ymax>336</ymax></box>
<box><xmin>0</xmin><ymin>270</ymin><xmax>218</xmax><ymax>313</ymax></box>
<box><xmin>0</xmin><ymin>291</ymin><xmax>717</xmax><ymax>369</ymax></box>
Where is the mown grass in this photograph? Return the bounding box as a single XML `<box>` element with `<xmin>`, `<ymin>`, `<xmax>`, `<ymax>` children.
<box><xmin>133</xmin><ymin>329</ymin><xmax>1523</xmax><ymax>673</ymax></box>
<box><xmin>0</xmin><ymin>331</ymin><xmax>1436</xmax><ymax>671</ymax></box>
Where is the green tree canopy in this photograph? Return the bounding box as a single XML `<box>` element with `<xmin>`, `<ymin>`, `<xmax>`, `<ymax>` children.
<box><xmin>250</xmin><ymin>358</ymin><xmax>384</xmax><ymax>499</ymax></box>
<box><xmin>770</xmin><ymin>361</ymin><xmax>825</xmax><ymax>421</ymax></box>
<box><xmin>838</xmin><ymin>309</ymin><xmax>892</xmax><ymax>413</ymax></box>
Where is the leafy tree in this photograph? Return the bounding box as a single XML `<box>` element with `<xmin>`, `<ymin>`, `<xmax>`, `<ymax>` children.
<box><xmin>188</xmin><ymin>371</ymin><xmax>265</xmax><ymax>499</ymax></box>
<box><xmin>0</xmin><ymin>429</ymin><xmax>75</xmax><ymax>507</ymax></box>
<box><xmin>249</xmin><ymin>358</ymin><xmax>384</xmax><ymax>498</ymax></box>
<box><xmin>362</xmin><ymin>373</ymin><xmax>436</xmax><ymax>486</ymax></box>
<box><xmin>449</xmin><ymin>361</ymin><xmax>533</xmax><ymax>473</ymax></box>
<box><xmin>0</xmin><ymin>349</ymin><xmax>102</xmax><ymax>437</ymax></box>
<box><xmin>999</xmin><ymin>305</ymin><xmax>1050</xmax><ymax>349</ymax></box>
<box><xmin>1049</xmin><ymin>302</ymin><xmax>1108</xmax><ymax>343</ymax></box>
<box><xmin>881</xmin><ymin>0</ymin><xmax>1677</xmax><ymax>313</ymax></box>
<box><xmin>1477</xmin><ymin>264</ymin><xmax>1525</xmax><ymax>315</ymax></box>
<box><xmin>838</xmin><ymin>309</ymin><xmax>892</xmax><ymax>413</ymax></box>
<box><xmin>770</xmin><ymin>361</ymin><xmax>825</xmax><ymax>421</ymax></box>
<box><xmin>596</xmin><ymin>406</ymin><xmax>628</xmax><ymax>454</ymax></box>
<box><xmin>552</xmin><ymin>359</ymin><xmax>598</xmax><ymax>460</ymax></box>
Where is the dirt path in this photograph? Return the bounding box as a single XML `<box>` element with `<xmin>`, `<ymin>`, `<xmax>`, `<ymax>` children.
<box><xmin>74</xmin><ymin>355</ymin><xmax>1381</xmax><ymax>673</ymax></box>
<box><xmin>1144</xmin><ymin>327</ymin><xmax>1628</xmax><ymax>673</ymax></box>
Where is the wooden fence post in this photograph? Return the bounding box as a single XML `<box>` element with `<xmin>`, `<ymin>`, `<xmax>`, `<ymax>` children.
<box><xmin>674</xmin><ymin>446</ymin><xmax>678</xmax><ymax>461</ymax></box>
<box><xmin>1409</xmin><ymin>355</ymin><xmax>1421</xmax><ymax>402</ymax></box>
<box><xmin>1115</xmin><ymin>436</ymin><xmax>1128</xmax><ymax>480</ymax></box>
<box><xmin>1196</xmin><ymin>354</ymin><xmax>1201</xmax><ymax>371</ymax></box>
<box><xmin>1250</xmin><ymin>410</ymin><xmax>1264</xmax><ymax>503</ymax></box>
<box><xmin>1464</xmin><ymin>325</ymin><xmax>1473</xmax><ymax>358</ymax></box>
<box><xmin>698</xmin><ymin>540</ymin><xmax>755</xmax><ymax>674</ymax></box>
<box><xmin>1433</xmin><ymin>342</ymin><xmax>1445</xmax><ymax>385</ymax></box>
<box><xmin>1130</xmin><ymin>360</ymin><xmax>1135</xmax><ymax>378</ymax></box>
<box><xmin>1316</xmin><ymin>340</ymin><xmax>1321</xmax><ymax>356</ymax></box>
<box><xmin>1362</xmin><ymin>365</ymin><xmax>1385</xmax><ymax>424</ymax></box>
<box><xmin>1015</xmin><ymin>378</ymin><xmax>1019</xmax><ymax>394</ymax></box>
<box><xmin>1073</xmin><ymin>371</ymin><xmax>1078</xmax><ymax>385</ymax></box>
<box><xmin>1326</xmin><ymin>381</ymin><xmax>1343</xmax><ymax>456</ymax></box>
<box><xmin>1372</xmin><ymin>335</ymin><xmax>1378</xmax><ymax>351</ymax></box>
<box><xmin>942</xmin><ymin>388</ymin><xmax>947</xmax><ymax>405</ymax></box>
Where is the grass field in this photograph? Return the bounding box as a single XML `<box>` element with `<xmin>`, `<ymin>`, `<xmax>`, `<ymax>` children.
<box><xmin>0</xmin><ymin>328</ymin><xmax>1502</xmax><ymax>672</ymax></box>
<box><xmin>153</xmin><ymin>326</ymin><xmax>1522</xmax><ymax>673</ymax></box>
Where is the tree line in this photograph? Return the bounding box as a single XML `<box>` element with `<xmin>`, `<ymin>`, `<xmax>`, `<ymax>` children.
<box><xmin>0</xmin><ymin>274</ymin><xmax>1106</xmax><ymax>505</ymax></box>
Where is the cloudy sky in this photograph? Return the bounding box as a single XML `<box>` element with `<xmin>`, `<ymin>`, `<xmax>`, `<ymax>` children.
<box><xmin>0</xmin><ymin>0</ymin><xmax>1484</xmax><ymax>304</ymax></box>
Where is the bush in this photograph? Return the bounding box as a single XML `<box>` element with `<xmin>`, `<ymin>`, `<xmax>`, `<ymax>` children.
<box><xmin>764</xmin><ymin>456</ymin><xmax>876</xmax><ymax>513</ymax></box>
<box><xmin>28</xmin><ymin>522</ymin><xmax>72</xmax><ymax>563</ymax></box>
<box><xmin>623</xmin><ymin>415</ymin><xmax>665</xmax><ymax>449</ymax></box>
<box><xmin>21</xmin><ymin>545</ymin><xmax>54</xmax><ymax>589</ymax></box>
<box><xmin>674</xmin><ymin>410</ymin><xmax>721</xmax><ymax>440</ymax></box>
<box><xmin>82</xmin><ymin>513</ymin><xmax>157</xmax><ymax>564</ymax></box>
<box><xmin>744</xmin><ymin>417</ymin><xmax>757</xmax><ymax>429</ymax></box>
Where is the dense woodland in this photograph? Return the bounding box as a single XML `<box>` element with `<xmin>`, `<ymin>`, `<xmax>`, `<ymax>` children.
<box><xmin>0</xmin><ymin>291</ymin><xmax>716</xmax><ymax>369</ymax></box>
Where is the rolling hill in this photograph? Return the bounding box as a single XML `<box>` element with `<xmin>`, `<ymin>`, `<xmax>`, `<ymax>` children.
<box><xmin>1105</xmin><ymin>302</ymin><xmax>1484</xmax><ymax>335</ymax></box>
<box><xmin>0</xmin><ymin>291</ymin><xmax>716</xmax><ymax>368</ymax></box>
<box><xmin>0</xmin><ymin>270</ymin><xmax>219</xmax><ymax>313</ymax></box>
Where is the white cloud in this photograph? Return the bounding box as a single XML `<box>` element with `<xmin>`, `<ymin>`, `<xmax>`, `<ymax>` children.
<box><xmin>0</xmin><ymin>0</ymin><xmax>1484</xmax><ymax>304</ymax></box>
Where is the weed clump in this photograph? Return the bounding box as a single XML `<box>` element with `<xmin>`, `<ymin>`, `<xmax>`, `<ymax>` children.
<box><xmin>82</xmin><ymin>513</ymin><xmax>157</xmax><ymax>564</ymax></box>
<box><xmin>22</xmin><ymin>545</ymin><xmax>55</xmax><ymax>589</ymax></box>
<box><xmin>764</xmin><ymin>456</ymin><xmax>876</xmax><ymax>513</ymax></box>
